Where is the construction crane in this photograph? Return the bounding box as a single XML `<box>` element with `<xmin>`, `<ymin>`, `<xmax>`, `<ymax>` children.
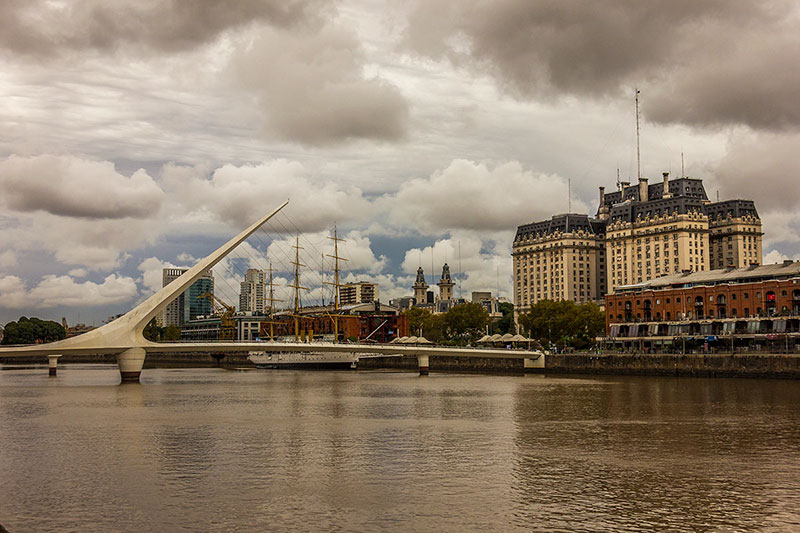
<box><xmin>197</xmin><ymin>292</ymin><xmax>236</xmax><ymax>341</ymax></box>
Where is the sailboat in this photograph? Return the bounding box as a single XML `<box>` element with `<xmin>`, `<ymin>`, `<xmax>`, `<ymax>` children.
<box><xmin>248</xmin><ymin>228</ymin><xmax>359</xmax><ymax>370</ymax></box>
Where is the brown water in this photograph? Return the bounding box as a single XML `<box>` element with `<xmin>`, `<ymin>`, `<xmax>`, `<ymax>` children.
<box><xmin>1</xmin><ymin>365</ymin><xmax>799</xmax><ymax>532</ymax></box>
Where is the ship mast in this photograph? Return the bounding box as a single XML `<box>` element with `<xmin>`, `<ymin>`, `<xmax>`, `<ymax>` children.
<box><xmin>325</xmin><ymin>225</ymin><xmax>347</xmax><ymax>343</ymax></box>
<box><xmin>288</xmin><ymin>236</ymin><xmax>308</xmax><ymax>342</ymax></box>
<box><xmin>264</xmin><ymin>262</ymin><xmax>282</xmax><ymax>341</ymax></box>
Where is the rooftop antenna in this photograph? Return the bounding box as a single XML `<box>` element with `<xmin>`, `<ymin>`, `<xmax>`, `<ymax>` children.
<box><xmin>681</xmin><ymin>151</ymin><xmax>685</xmax><ymax>178</ymax></box>
<box><xmin>458</xmin><ymin>240</ymin><xmax>462</xmax><ymax>299</ymax></box>
<box><xmin>496</xmin><ymin>265</ymin><xmax>499</xmax><ymax>298</ymax></box>
<box><xmin>431</xmin><ymin>247</ymin><xmax>434</xmax><ymax>287</ymax></box>
<box><xmin>716</xmin><ymin>190</ymin><xmax>720</xmax><ymax>202</ymax></box>
<box><xmin>616</xmin><ymin>168</ymin><xmax>621</xmax><ymax>191</ymax></box>
<box><xmin>568</xmin><ymin>177</ymin><xmax>572</xmax><ymax>212</ymax></box>
<box><xmin>635</xmin><ymin>88</ymin><xmax>642</xmax><ymax>181</ymax></box>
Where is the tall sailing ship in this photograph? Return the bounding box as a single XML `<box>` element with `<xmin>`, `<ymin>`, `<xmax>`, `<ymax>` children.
<box><xmin>248</xmin><ymin>227</ymin><xmax>360</xmax><ymax>370</ymax></box>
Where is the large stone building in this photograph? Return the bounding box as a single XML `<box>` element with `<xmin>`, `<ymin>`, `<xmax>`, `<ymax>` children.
<box><xmin>239</xmin><ymin>268</ymin><xmax>266</xmax><ymax>313</ymax></box>
<box><xmin>160</xmin><ymin>268</ymin><xmax>214</xmax><ymax>327</ymax></box>
<box><xmin>512</xmin><ymin>213</ymin><xmax>607</xmax><ymax>313</ymax></box>
<box><xmin>339</xmin><ymin>281</ymin><xmax>379</xmax><ymax>305</ymax></box>
<box><xmin>512</xmin><ymin>173</ymin><xmax>763</xmax><ymax>314</ymax></box>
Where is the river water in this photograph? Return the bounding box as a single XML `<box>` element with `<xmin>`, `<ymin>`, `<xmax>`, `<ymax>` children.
<box><xmin>1</xmin><ymin>364</ymin><xmax>799</xmax><ymax>532</ymax></box>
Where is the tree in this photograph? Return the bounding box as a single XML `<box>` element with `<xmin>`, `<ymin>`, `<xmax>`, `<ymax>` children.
<box><xmin>443</xmin><ymin>302</ymin><xmax>489</xmax><ymax>344</ymax></box>
<box><xmin>402</xmin><ymin>307</ymin><xmax>431</xmax><ymax>336</ymax></box>
<box><xmin>163</xmin><ymin>324</ymin><xmax>182</xmax><ymax>341</ymax></box>
<box><xmin>518</xmin><ymin>300</ymin><xmax>604</xmax><ymax>349</ymax></box>
<box><xmin>493</xmin><ymin>302</ymin><xmax>515</xmax><ymax>334</ymax></box>
<box><xmin>143</xmin><ymin>318</ymin><xmax>165</xmax><ymax>342</ymax></box>
<box><xmin>1</xmin><ymin>316</ymin><xmax>66</xmax><ymax>345</ymax></box>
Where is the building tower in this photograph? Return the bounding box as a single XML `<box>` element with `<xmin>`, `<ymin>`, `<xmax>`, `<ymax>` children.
<box><xmin>160</xmin><ymin>267</ymin><xmax>214</xmax><ymax>327</ymax></box>
<box><xmin>239</xmin><ymin>268</ymin><xmax>267</xmax><ymax>313</ymax></box>
<box><xmin>437</xmin><ymin>263</ymin><xmax>455</xmax><ymax>301</ymax></box>
<box><xmin>413</xmin><ymin>267</ymin><xmax>428</xmax><ymax>304</ymax></box>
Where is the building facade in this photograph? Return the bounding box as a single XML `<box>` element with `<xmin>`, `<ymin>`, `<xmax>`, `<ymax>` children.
<box><xmin>513</xmin><ymin>173</ymin><xmax>763</xmax><ymax>315</ymax></box>
<box><xmin>339</xmin><ymin>281</ymin><xmax>379</xmax><ymax>305</ymax></box>
<box><xmin>512</xmin><ymin>213</ymin><xmax>607</xmax><ymax>313</ymax></box>
<box><xmin>603</xmin><ymin>261</ymin><xmax>800</xmax><ymax>350</ymax></box>
<box><xmin>239</xmin><ymin>268</ymin><xmax>267</xmax><ymax>313</ymax></box>
<box><xmin>160</xmin><ymin>268</ymin><xmax>214</xmax><ymax>327</ymax></box>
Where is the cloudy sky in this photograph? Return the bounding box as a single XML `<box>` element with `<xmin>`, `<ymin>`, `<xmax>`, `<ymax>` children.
<box><xmin>1</xmin><ymin>0</ymin><xmax>799</xmax><ymax>326</ymax></box>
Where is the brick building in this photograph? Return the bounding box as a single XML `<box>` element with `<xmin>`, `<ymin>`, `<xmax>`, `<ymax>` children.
<box><xmin>604</xmin><ymin>261</ymin><xmax>800</xmax><ymax>350</ymax></box>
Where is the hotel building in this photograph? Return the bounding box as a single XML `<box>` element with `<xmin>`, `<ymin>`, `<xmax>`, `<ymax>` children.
<box><xmin>513</xmin><ymin>173</ymin><xmax>763</xmax><ymax>314</ymax></box>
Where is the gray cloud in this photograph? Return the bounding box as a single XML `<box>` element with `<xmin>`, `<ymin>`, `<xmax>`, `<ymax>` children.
<box><xmin>0</xmin><ymin>0</ymin><xmax>324</xmax><ymax>57</ymax></box>
<box><xmin>404</xmin><ymin>0</ymin><xmax>800</xmax><ymax>131</ymax></box>
<box><xmin>232</xmin><ymin>25</ymin><xmax>409</xmax><ymax>145</ymax></box>
<box><xmin>0</xmin><ymin>155</ymin><xmax>164</xmax><ymax>219</ymax></box>
<box><xmin>710</xmin><ymin>132</ymin><xmax>800</xmax><ymax>211</ymax></box>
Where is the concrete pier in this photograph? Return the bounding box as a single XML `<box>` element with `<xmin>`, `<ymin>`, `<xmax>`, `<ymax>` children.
<box><xmin>116</xmin><ymin>347</ymin><xmax>146</xmax><ymax>382</ymax></box>
<box><xmin>524</xmin><ymin>354</ymin><xmax>545</xmax><ymax>371</ymax></box>
<box><xmin>417</xmin><ymin>354</ymin><xmax>429</xmax><ymax>375</ymax></box>
<box><xmin>48</xmin><ymin>354</ymin><xmax>61</xmax><ymax>376</ymax></box>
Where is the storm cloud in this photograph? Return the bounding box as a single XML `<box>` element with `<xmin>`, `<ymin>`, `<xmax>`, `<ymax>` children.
<box><xmin>404</xmin><ymin>0</ymin><xmax>800</xmax><ymax>131</ymax></box>
<box><xmin>232</xmin><ymin>25</ymin><xmax>409</xmax><ymax>145</ymax></box>
<box><xmin>0</xmin><ymin>0</ymin><xmax>325</xmax><ymax>57</ymax></box>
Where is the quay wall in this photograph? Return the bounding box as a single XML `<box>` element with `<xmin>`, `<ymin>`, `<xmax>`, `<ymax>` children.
<box><xmin>359</xmin><ymin>353</ymin><xmax>800</xmax><ymax>379</ymax></box>
<box><xmin>4</xmin><ymin>351</ymin><xmax>800</xmax><ymax>379</ymax></box>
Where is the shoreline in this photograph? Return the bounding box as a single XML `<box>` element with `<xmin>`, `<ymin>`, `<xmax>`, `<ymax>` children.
<box><xmin>3</xmin><ymin>351</ymin><xmax>800</xmax><ymax>379</ymax></box>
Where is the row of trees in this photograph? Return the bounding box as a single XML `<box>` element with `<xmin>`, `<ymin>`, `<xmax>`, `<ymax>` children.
<box><xmin>143</xmin><ymin>318</ymin><xmax>181</xmax><ymax>342</ymax></box>
<box><xmin>401</xmin><ymin>299</ymin><xmax>604</xmax><ymax>349</ymax></box>
<box><xmin>517</xmin><ymin>300</ymin><xmax>604</xmax><ymax>349</ymax></box>
<box><xmin>1</xmin><ymin>317</ymin><xmax>66</xmax><ymax>345</ymax></box>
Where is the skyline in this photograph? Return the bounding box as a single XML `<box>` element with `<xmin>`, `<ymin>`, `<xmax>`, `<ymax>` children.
<box><xmin>1</xmin><ymin>0</ymin><xmax>799</xmax><ymax>325</ymax></box>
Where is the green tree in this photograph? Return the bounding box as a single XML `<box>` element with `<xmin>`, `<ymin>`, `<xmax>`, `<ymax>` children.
<box><xmin>143</xmin><ymin>318</ymin><xmax>165</xmax><ymax>342</ymax></box>
<box><xmin>443</xmin><ymin>302</ymin><xmax>489</xmax><ymax>344</ymax></box>
<box><xmin>421</xmin><ymin>313</ymin><xmax>446</xmax><ymax>343</ymax></box>
<box><xmin>493</xmin><ymin>302</ymin><xmax>515</xmax><ymax>334</ymax></box>
<box><xmin>163</xmin><ymin>324</ymin><xmax>182</xmax><ymax>341</ymax></box>
<box><xmin>402</xmin><ymin>307</ymin><xmax>431</xmax><ymax>336</ymax></box>
<box><xmin>1</xmin><ymin>316</ymin><xmax>66</xmax><ymax>345</ymax></box>
<box><xmin>518</xmin><ymin>300</ymin><xmax>604</xmax><ymax>350</ymax></box>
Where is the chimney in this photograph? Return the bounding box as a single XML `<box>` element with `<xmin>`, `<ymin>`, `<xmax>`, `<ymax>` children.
<box><xmin>638</xmin><ymin>177</ymin><xmax>648</xmax><ymax>202</ymax></box>
<box><xmin>599</xmin><ymin>186</ymin><xmax>605</xmax><ymax>205</ymax></box>
<box><xmin>662</xmin><ymin>172</ymin><xmax>670</xmax><ymax>197</ymax></box>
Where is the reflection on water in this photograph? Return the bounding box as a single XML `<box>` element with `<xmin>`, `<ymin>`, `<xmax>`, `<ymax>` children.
<box><xmin>1</xmin><ymin>364</ymin><xmax>799</xmax><ymax>531</ymax></box>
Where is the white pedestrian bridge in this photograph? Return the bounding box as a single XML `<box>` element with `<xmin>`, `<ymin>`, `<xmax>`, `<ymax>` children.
<box><xmin>0</xmin><ymin>201</ymin><xmax>543</xmax><ymax>381</ymax></box>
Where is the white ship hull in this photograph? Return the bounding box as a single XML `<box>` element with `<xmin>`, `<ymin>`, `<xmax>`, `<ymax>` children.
<box><xmin>248</xmin><ymin>351</ymin><xmax>359</xmax><ymax>370</ymax></box>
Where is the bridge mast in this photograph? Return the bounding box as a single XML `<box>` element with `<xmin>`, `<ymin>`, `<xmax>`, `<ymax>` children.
<box><xmin>325</xmin><ymin>225</ymin><xmax>347</xmax><ymax>343</ymax></box>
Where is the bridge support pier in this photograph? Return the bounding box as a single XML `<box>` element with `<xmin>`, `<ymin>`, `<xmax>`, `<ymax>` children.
<box><xmin>523</xmin><ymin>354</ymin><xmax>545</xmax><ymax>372</ymax></box>
<box><xmin>417</xmin><ymin>355</ymin><xmax>429</xmax><ymax>375</ymax></box>
<box><xmin>48</xmin><ymin>354</ymin><xmax>61</xmax><ymax>377</ymax></box>
<box><xmin>117</xmin><ymin>347</ymin><xmax>146</xmax><ymax>383</ymax></box>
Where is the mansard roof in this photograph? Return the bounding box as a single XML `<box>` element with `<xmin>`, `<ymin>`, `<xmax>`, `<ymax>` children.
<box><xmin>515</xmin><ymin>213</ymin><xmax>606</xmax><ymax>242</ymax></box>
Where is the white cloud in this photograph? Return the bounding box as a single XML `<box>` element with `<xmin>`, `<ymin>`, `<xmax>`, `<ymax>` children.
<box><xmin>0</xmin><ymin>273</ymin><xmax>138</xmax><ymax>308</ymax></box>
<box><xmin>389</xmin><ymin>159</ymin><xmax>583</xmax><ymax>233</ymax></box>
<box><xmin>401</xmin><ymin>232</ymin><xmax>513</xmax><ymax>300</ymax></box>
<box><xmin>0</xmin><ymin>154</ymin><xmax>164</xmax><ymax>219</ymax></box>
<box><xmin>68</xmin><ymin>268</ymin><xmax>88</xmax><ymax>278</ymax></box>
<box><xmin>763</xmin><ymin>250</ymin><xmax>800</xmax><ymax>265</ymax></box>
<box><xmin>163</xmin><ymin>160</ymin><xmax>373</xmax><ymax>232</ymax></box>
<box><xmin>0</xmin><ymin>250</ymin><xmax>17</xmax><ymax>268</ymax></box>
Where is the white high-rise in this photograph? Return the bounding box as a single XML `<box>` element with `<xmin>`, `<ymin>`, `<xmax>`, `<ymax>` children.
<box><xmin>239</xmin><ymin>269</ymin><xmax>267</xmax><ymax>313</ymax></box>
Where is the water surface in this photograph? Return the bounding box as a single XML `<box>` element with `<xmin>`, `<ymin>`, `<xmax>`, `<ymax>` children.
<box><xmin>1</xmin><ymin>364</ymin><xmax>799</xmax><ymax>531</ymax></box>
